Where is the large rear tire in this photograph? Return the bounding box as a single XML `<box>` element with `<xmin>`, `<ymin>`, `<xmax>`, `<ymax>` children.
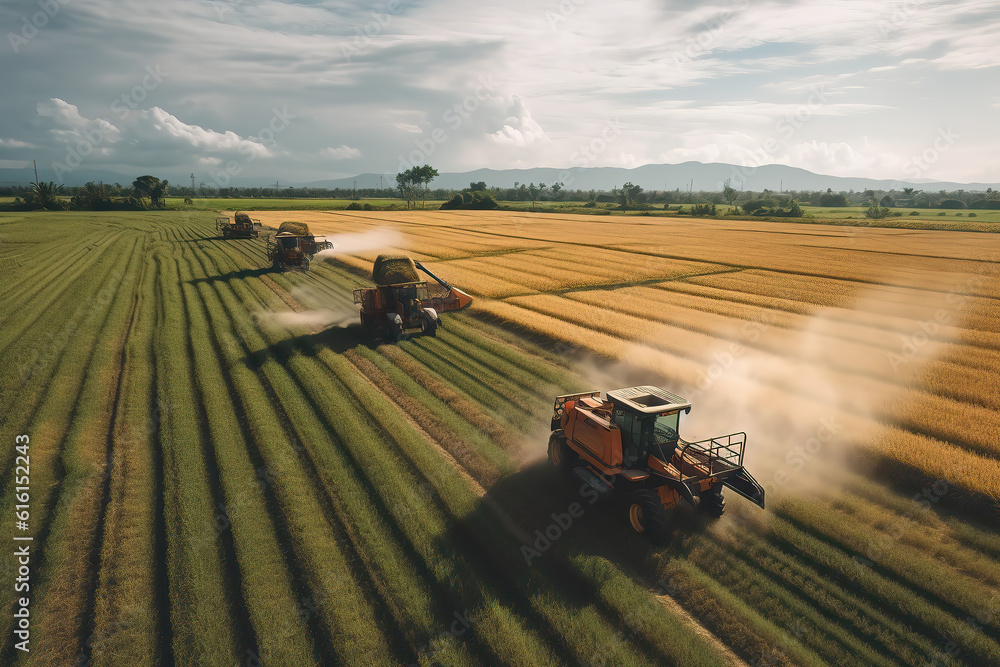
<box><xmin>626</xmin><ymin>489</ymin><xmax>670</xmax><ymax>537</ymax></box>
<box><xmin>700</xmin><ymin>487</ymin><xmax>726</xmax><ymax>518</ymax></box>
<box><xmin>547</xmin><ymin>432</ymin><xmax>577</xmax><ymax>471</ymax></box>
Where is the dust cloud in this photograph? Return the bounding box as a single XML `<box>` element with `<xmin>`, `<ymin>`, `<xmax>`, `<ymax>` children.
<box><xmin>314</xmin><ymin>229</ymin><xmax>405</xmax><ymax>260</ymax></box>
<box><xmin>570</xmin><ymin>271</ymin><xmax>974</xmax><ymax>503</ymax></box>
<box><xmin>255</xmin><ymin>308</ymin><xmax>356</xmax><ymax>330</ymax></box>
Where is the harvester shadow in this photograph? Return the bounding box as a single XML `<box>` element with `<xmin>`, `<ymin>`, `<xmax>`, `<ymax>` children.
<box><xmin>428</xmin><ymin>461</ymin><xmax>707</xmax><ymax>659</ymax></box>
<box><xmin>188</xmin><ymin>266</ymin><xmax>278</xmax><ymax>284</ymax></box>
<box><xmin>243</xmin><ymin>324</ymin><xmax>369</xmax><ymax>370</ymax></box>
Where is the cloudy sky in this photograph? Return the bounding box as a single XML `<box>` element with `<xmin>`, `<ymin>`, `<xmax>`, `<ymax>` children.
<box><xmin>1</xmin><ymin>0</ymin><xmax>998</xmax><ymax>185</ymax></box>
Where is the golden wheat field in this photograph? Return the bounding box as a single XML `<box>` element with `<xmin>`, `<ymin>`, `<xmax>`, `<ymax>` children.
<box><xmin>253</xmin><ymin>209</ymin><xmax>1000</xmax><ymax>501</ymax></box>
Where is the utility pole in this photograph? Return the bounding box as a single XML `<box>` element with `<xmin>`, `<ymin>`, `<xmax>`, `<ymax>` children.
<box><xmin>33</xmin><ymin>160</ymin><xmax>39</xmax><ymax>185</ymax></box>
<box><xmin>780</xmin><ymin>179</ymin><xmax>783</xmax><ymax>193</ymax></box>
<box><xmin>353</xmin><ymin>179</ymin><xmax>357</xmax><ymax>200</ymax></box>
<box><xmin>191</xmin><ymin>172</ymin><xmax>195</xmax><ymax>194</ymax></box>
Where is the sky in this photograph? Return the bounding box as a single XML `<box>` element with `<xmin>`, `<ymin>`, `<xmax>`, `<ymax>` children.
<box><xmin>1</xmin><ymin>0</ymin><xmax>998</xmax><ymax>186</ymax></box>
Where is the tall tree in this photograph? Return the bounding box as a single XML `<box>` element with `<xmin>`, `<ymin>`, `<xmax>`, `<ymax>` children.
<box><xmin>415</xmin><ymin>164</ymin><xmax>438</xmax><ymax>208</ymax></box>
<box><xmin>722</xmin><ymin>179</ymin><xmax>739</xmax><ymax>211</ymax></box>
<box><xmin>27</xmin><ymin>181</ymin><xmax>63</xmax><ymax>210</ymax></box>
<box><xmin>132</xmin><ymin>175</ymin><xmax>168</xmax><ymax>208</ymax></box>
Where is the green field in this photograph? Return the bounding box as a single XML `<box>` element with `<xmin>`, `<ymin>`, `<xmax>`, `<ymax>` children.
<box><xmin>0</xmin><ymin>209</ymin><xmax>997</xmax><ymax>665</ymax></box>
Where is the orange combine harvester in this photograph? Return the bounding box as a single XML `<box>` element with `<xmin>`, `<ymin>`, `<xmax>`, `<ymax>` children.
<box><xmin>354</xmin><ymin>254</ymin><xmax>473</xmax><ymax>341</ymax></box>
<box><xmin>549</xmin><ymin>386</ymin><xmax>765</xmax><ymax>537</ymax></box>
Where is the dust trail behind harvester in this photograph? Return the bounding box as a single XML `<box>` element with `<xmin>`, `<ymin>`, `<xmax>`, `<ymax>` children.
<box><xmin>314</xmin><ymin>228</ymin><xmax>404</xmax><ymax>260</ymax></box>
<box><xmin>579</xmin><ymin>271</ymin><xmax>973</xmax><ymax>501</ymax></box>
<box><xmin>258</xmin><ymin>227</ymin><xmax>406</xmax><ymax>330</ymax></box>
<box><xmin>256</xmin><ymin>309</ymin><xmax>356</xmax><ymax>330</ymax></box>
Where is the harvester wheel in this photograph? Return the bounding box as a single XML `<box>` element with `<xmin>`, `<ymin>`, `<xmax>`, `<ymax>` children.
<box><xmin>421</xmin><ymin>317</ymin><xmax>438</xmax><ymax>337</ymax></box>
<box><xmin>385</xmin><ymin>316</ymin><xmax>403</xmax><ymax>343</ymax></box>
<box><xmin>547</xmin><ymin>432</ymin><xmax>577</xmax><ymax>470</ymax></box>
<box><xmin>700</xmin><ymin>488</ymin><xmax>726</xmax><ymax>518</ymax></box>
<box><xmin>626</xmin><ymin>489</ymin><xmax>670</xmax><ymax>537</ymax></box>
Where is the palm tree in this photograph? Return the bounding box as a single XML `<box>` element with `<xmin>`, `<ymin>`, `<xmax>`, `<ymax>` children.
<box><xmin>28</xmin><ymin>181</ymin><xmax>64</xmax><ymax>210</ymax></box>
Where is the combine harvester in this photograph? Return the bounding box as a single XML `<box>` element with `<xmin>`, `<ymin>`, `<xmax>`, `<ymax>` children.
<box><xmin>216</xmin><ymin>212</ymin><xmax>261</xmax><ymax>239</ymax></box>
<box><xmin>266</xmin><ymin>221</ymin><xmax>332</xmax><ymax>271</ymax></box>
<box><xmin>549</xmin><ymin>386</ymin><xmax>765</xmax><ymax>537</ymax></box>
<box><xmin>354</xmin><ymin>254</ymin><xmax>473</xmax><ymax>341</ymax></box>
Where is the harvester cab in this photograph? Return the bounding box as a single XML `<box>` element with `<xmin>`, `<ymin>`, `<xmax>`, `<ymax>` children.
<box><xmin>217</xmin><ymin>212</ymin><xmax>261</xmax><ymax>239</ymax></box>
<box><xmin>549</xmin><ymin>385</ymin><xmax>765</xmax><ymax>537</ymax></box>
<box><xmin>354</xmin><ymin>254</ymin><xmax>473</xmax><ymax>342</ymax></box>
<box><xmin>265</xmin><ymin>221</ymin><xmax>332</xmax><ymax>271</ymax></box>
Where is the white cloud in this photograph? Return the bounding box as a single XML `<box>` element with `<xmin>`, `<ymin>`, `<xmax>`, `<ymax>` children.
<box><xmin>134</xmin><ymin>107</ymin><xmax>270</xmax><ymax>157</ymax></box>
<box><xmin>487</xmin><ymin>96</ymin><xmax>547</xmax><ymax>146</ymax></box>
<box><xmin>322</xmin><ymin>145</ymin><xmax>362</xmax><ymax>160</ymax></box>
<box><xmin>393</xmin><ymin>123</ymin><xmax>423</xmax><ymax>134</ymax></box>
<box><xmin>36</xmin><ymin>98</ymin><xmax>121</xmax><ymax>146</ymax></box>
<box><xmin>0</xmin><ymin>138</ymin><xmax>33</xmax><ymax>148</ymax></box>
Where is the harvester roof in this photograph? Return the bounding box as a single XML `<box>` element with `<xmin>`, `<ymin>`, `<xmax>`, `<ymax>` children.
<box><xmin>373</xmin><ymin>254</ymin><xmax>420</xmax><ymax>286</ymax></box>
<box><xmin>235</xmin><ymin>212</ymin><xmax>252</xmax><ymax>224</ymax></box>
<box><xmin>607</xmin><ymin>386</ymin><xmax>691</xmax><ymax>414</ymax></box>
<box><xmin>277</xmin><ymin>221</ymin><xmax>311</xmax><ymax>236</ymax></box>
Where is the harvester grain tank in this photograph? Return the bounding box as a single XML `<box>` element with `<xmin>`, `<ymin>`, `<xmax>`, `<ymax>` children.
<box><xmin>266</xmin><ymin>221</ymin><xmax>332</xmax><ymax>271</ymax></box>
<box><xmin>216</xmin><ymin>212</ymin><xmax>261</xmax><ymax>239</ymax></box>
<box><xmin>548</xmin><ymin>386</ymin><xmax>765</xmax><ymax>537</ymax></box>
<box><xmin>354</xmin><ymin>254</ymin><xmax>473</xmax><ymax>341</ymax></box>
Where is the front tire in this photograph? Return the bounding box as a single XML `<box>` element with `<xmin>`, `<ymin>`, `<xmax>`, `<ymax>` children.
<box><xmin>700</xmin><ymin>487</ymin><xmax>726</xmax><ymax>518</ymax></box>
<box><xmin>627</xmin><ymin>489</ymin><xmax>670</xmax><ymax>537</ymax></box>
<box><xmin>547</xmin><ymin>432</ymin><xmax>577</xmax><ymax>470</ymax></box>
<box><xmin>385</xmin><ymin>316</ymin><xmax>403</xmax><ymax>343</ymax></box>
<box><xmin>421</xmin><ymin>316</ymin><xmax>438</xmax><ymax>337</ymax></box>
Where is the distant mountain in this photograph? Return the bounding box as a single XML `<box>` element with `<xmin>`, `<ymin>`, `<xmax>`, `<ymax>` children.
<box><xmin>2</xmin><ymin>161</ymin><xmax>996</xmax><ymax>192</ymax></box>
<box><xmin>305</xmin><ymin>163</ymin><xmax>999</xmax><ymax>193</ymax></box>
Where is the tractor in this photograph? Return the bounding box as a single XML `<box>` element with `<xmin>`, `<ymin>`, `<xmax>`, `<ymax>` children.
<box><xmin>548</xmin><ymin>385</ymin><xmax>765</xmax><ymax>537</ymax></box>
<box><xmin>216</xmin><ymin>212</ymin><xmax>261</xmax><ymax>239</ymax></box>
<box><xmin>354</xmin><ymin>254</ymin><xmax>473</xmax><ymax>342</ymax></box>
<box><xmin>265</xmin><ymin>221</ymin><xmax>332</xmax><ymax>271</ymax></box>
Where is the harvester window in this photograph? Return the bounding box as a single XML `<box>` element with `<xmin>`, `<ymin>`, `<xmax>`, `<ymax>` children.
<box><xmin>615</xmin><ymin>410</ymin><xmax>648</xmax><ymax>468</ymax></box>
<box><xmin>653</xmin><ymin>412</ymin><xmax>679</xmax><ymax>444</ymax></box>
<box><xmin>279</xmin><ymin>237</ymin><xmax>297</xmax><ymax>250</ymax></box>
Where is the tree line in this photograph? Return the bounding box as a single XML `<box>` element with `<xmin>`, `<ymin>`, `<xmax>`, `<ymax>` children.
<box><xmin>1</xmin><ymin>175</ymin><xmax>171</xmax><ymax>211</ymax></box>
